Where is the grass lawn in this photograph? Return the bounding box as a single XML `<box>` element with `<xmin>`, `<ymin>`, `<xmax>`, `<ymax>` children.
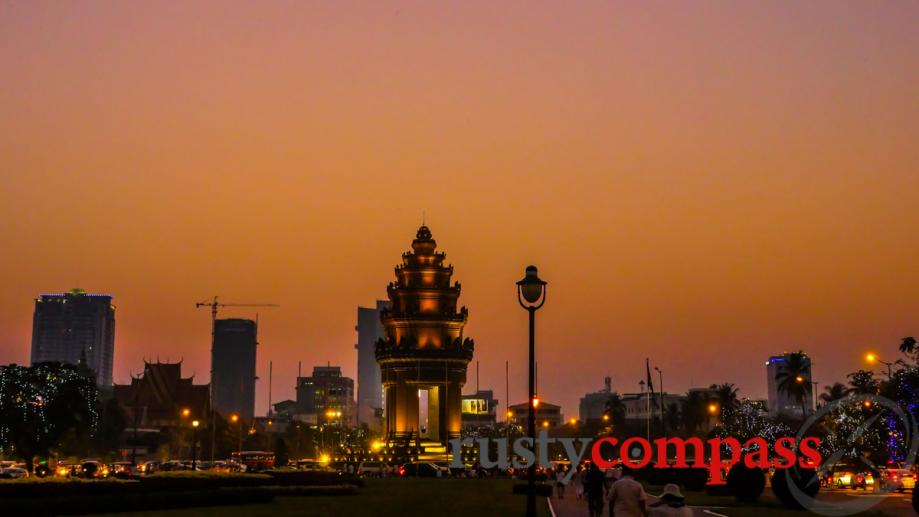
<box><xmin>105</xmin><ymin>477</ymin><xmax>553</xmax><ymax>517</ymax></box>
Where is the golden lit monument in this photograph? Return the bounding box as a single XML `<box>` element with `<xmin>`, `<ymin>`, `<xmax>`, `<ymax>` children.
<box><xmin>375</xmin><ymin>225</ymin><xmax>474</xmax><ymax>445</ymax></box>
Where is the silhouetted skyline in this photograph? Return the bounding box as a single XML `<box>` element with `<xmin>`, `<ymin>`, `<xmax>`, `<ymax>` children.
<box><xmin>2</xmin><ymin>2</ymin><xmax>917</xmax><ymax>417</ymax></box>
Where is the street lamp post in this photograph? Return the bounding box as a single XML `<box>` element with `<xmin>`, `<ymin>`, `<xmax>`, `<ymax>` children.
<box><xmin>517</xmin><ymin>265</ymin><xmax>547</xmax><ymax>517</ymax></box>
<box><xmin>230</xmin><ymin>414</ymin><xmax>241</xmax><ymax>457</ymax></box>
<box><xmin>866</xmin><ymin>353</ymin><xmax>894</xmax><ymax>379</ymax></box>
<box><xmin>191</xmin><ymin>420</ymin><xmax>200</xmax><ymax>471</ymax></box>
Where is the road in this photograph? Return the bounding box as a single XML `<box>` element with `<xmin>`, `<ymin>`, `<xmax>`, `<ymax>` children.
<box><xmin>547</xmin><ymin>487</ymin><xmax>916</xmax><ymax>517</ymax></box>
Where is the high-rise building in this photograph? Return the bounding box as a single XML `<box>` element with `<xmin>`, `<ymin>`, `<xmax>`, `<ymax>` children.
<box><xmin>295</xmin><ymin>365</ymin><xmax>355</xmax><ymax>426</ymax></box>
<box><xmin>211</xmin><ymin>318</ymin><xmax>257</xmax><ymax>420</ymax></box>
<box><xmin>355</xmin><ymin>300</ymin><xmax>389</xmax><ymax>429</ymax></box>
<box><xmin>31</xmin><ymin>288</ymin><xmax>116</xmax><ymax>386</ymax></box>
<box><xmin>766</xmin><ymin>352</ymin><xmax>814</xmax><ymax>416</ymax></box>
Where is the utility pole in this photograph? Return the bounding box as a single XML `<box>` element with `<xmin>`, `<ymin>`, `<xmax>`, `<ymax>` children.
<box><xmin>655</xmin><ymin>367</ymin><xmax>665</xmax><ymax>436</ymax></box>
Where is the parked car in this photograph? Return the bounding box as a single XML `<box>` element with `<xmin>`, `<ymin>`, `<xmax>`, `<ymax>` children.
<box><xmin>139</xmin><ymin>461</ymin><xmax>160</xmax><ymax>475</ymax></box>
<box><xmin>832</xmin><ymin>465</ymin><xmax>874</xmax><ymax>490</ymax></box>
<box><xmin>357</xmin><ymin>461</ymin><xmax>386</xmax><ymax>477</ymax></box>
<box><xmin>0</xmin><ymin>467</ymin><xmax>29</xmax><ymax>479</ymax></box>
<box><xmin>400</xmin><ymin>462</ymin><xmax>447</xmax><ymax>478</ymax></box>
<box><xmin>210</xmin><ymin>461</ymin><xmax>240</xmax><ymax>473</ymax></box>
<box><xmin>879</xmin><ymin>463</ymin><xmax>917</xmax><ymax>492</ymax></box>
<box><xmin>110</xmin><ymin>462</ymin><xmax>139</xmax><ymax>478</ymax></box>
<box><xmin>55</xmin><ymin>463</ymin><xmax>77</xmax><ymax>478</ymax></box>
<box><xmin>295</xmin><ymin>460</ymin><xmax>332</xmax><ymax>472</ymax></box>
<box><xmin>80</xmin><ymin>460</ymin><xmax>109</xmax><ymax>478</ymax></box>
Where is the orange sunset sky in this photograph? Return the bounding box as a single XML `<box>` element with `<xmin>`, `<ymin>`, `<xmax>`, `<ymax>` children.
<box><xmin>1</xmin><ymin>1</ymin><xmax>917</xmax><ymax>417</ymax></box>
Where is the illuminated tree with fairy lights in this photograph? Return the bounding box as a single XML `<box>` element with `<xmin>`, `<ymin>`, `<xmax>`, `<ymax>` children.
<box><xmin>0</xmin><ymin>362</ymin><xmax>99</xmax><ymax>471</ymax></box>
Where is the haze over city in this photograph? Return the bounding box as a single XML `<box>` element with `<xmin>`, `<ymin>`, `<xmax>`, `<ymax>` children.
<box><xmin>2</xmin><ymin>1</ymin><xmax>917</xmax><ymax>418</ymax></box>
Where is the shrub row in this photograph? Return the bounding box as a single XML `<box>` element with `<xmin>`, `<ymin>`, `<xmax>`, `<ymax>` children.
<box><xmin>263</xmin><ymin>470</ymin><xmax>364</xmax><ymax>487</ymax></box>
<box><xmin>0</xmin><ymin>471</ymin><xmax>361</xmax><ymax>497</ymax></box>
<box><xmin>0</xmin><ymin>487</ymin><xmax>274</xmax><ymax>516</ymax></box>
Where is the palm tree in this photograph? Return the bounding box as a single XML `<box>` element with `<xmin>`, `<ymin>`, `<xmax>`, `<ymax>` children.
<box><xmin>819</xmin><ymin>382</ymin><xmax>848</xmax><ymax>406</ymax></box>
<box><xmin>775</xmin><ymin>351</ymin><xmax>812</xmax><ymax>420</ymax></box>
<box><xmin>710</xmin><ymin>383</ymin><xmax>740</xmax><ymax>412</ymax></box>
<box><xmin>900</xmin><ymin>337</ymin><xmax>917</xmax><ymax>362</ymax></box>
<box><xmin>680</xmin><ymin>389</ymin><xmax>710</xmax><ymax>436</ymax></box>
<box><xmin>847</xmin><ymin>369</ymin><xmax>878</xmax><ymax>395</ymax></box>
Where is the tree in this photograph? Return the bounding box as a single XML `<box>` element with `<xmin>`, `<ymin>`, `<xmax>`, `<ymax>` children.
<box><xmin>900</xmin><ymin>337</ymin><xmax>917</xmax><ymax>362</ymax></box>
<box><xmin>94</xmin><ymin>397</ymin><xmax>126</xmax><ymax>457</ymax></box>
<box><xmin>273</xmin><ymin>435</ymin><xmax>290</xmax><ymax>467</ymax></box>
<box><xmin>775</xmin><ymin>351</ymin><xmax>812</xmax><ymax>420</ymax></box>
<box><xmin>603</xmin><ymin>393</ymin><xmax>626</xmax><ymax>426</ymax></box>
<box><xmin>711</xmin><ymin>383</ymin><xmax>740</xmax><ymax>411</ymax></box>
<box><xmin>847</xmin><ymin>370</ymin><xmax>878</xmax><ymax>395</ymax></box>
<box><xmin>819</xmin><ymin>383</ymin><xmax>848</xmax><ymax>406</ymax></box>
<box><xmin>680</xmin><ymin>390</ymin><xmax>711</xmax><ymax>436</ymax></box>
<box><xmin>0</xmin><ymin>363</ymin><xmax>99</xmax><ymax>471</ymax></box>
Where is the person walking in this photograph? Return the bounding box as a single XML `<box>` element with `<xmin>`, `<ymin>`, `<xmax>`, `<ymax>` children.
<box><xmin>574</xmin><ymin>464</ymin><xmax>585</xmax><ymax>500</ymax></box>
<box><xmin>584</xmin><ymin>463</ymin><xmax>606</xmax><ymax>517</ymax></box>
<box><xmin>555</xmin><ymin>467</ymin><xmax>566</xmax><ymax>499</ymax></box>
<box><xmin>606</xmin><ymin>470</ymin><xmax>647</xmax><ymax>517</ymax></box>
<box><xmin>647</xmin><ymin>484</ymin><xmax>692</xmax><ymax>516</ymax></box>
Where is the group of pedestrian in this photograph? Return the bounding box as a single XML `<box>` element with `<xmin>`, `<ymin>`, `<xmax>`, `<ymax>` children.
<box><xmin>554</xmin><ymin>463</ymin><xmax>693</xmax><ymax>517</ymax></box>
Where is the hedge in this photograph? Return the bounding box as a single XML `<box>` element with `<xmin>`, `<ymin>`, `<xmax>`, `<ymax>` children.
<box><xmin>0</xmin><ymin>471</ymin><xmax>359</xmax><ymax>497</ymax></box>
<box><xmin>0</xmin><ymin>487</ymin><xmax>274</xmax><ymax>516</ymax></box>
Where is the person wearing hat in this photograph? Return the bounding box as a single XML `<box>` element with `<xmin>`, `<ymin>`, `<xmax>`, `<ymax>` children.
<box><xmin>647</xmin><ymin>484</ymin><xmax>693</xmax><ymax>516</ymax></box>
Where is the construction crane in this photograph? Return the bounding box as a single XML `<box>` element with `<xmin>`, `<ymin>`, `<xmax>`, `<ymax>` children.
<box><xmin>195</xmin><ymin>296</ymin><xmax>280</xmax><ymax>324</ymax></box>
<box><xmin>196</xmin><ymin>296</ymin><xmax>279</xmax><ymax>462</ymax></box>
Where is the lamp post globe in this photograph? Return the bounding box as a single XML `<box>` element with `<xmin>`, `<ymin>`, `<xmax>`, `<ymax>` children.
<box><xmin>517</xmin><ymin>265</ymin><xmax>547</xmax><ymax>308</ymax></box>
<box><xmin>191</xmin><ymin>420</ymin><xmax>200</xmax><ymax>471</ymax></box>
<box><xmin>517</xmin><ymin>265</ymin><xmax>546</xmax><ymax>517</ymax></box>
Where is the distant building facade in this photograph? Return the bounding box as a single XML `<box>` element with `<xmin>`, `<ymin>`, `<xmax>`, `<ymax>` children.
<box><xmin>31</xmin><ymin>288</ymin><xmax>116</xmax><ymax>387</ymax></box>
<box><xmin>618</xmin><ymin>392</ymin><xmax>685</xmax><ymax>421</ymax></box>
<box><xmin>211</xmin><ymin>318</ymin><xmax>257</xmax><ymax>420</ymax></box>
<box><xmin>579</xmin><ymin>376</ymin><xmax>614</xmax><ymax>423</ymax></box>
<box><xmin>295</xmin><ymin>365</ymin><xmax>356</xmax><ymax>426</ymax></box>
<box><xmin>461</xmin><ymin>389</ymin><xmax>498</xmax><ymax>428</ymax></box>
<box><xmin>508</xmin><ymin>401</ymin><xmax>564</xmax><ymax>428</ymax></box>
<box><xmin>355</xmin><ymin>300</ymin><xmax>389</xmax><ymax>430</ymax></box>
<box><xmin>766</xmin><ymin>353</ymin><xmax>814</xmax><ymax>416</ymax></box>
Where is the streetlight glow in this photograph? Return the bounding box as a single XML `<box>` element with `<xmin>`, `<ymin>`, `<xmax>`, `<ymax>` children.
<box><xmin>708</xmin><ymin>403</ymin><xmax>718</xmax><ymax>414</ymax></box>
<box><xmin>181</xmin><ymin>408</ymin><xmax>191</xmax><ymax>418</ymax></box>
<box><xmin>192</xmin><ymin>419</ymin><xmax>200</xmax><ymax>428</ymax></box>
